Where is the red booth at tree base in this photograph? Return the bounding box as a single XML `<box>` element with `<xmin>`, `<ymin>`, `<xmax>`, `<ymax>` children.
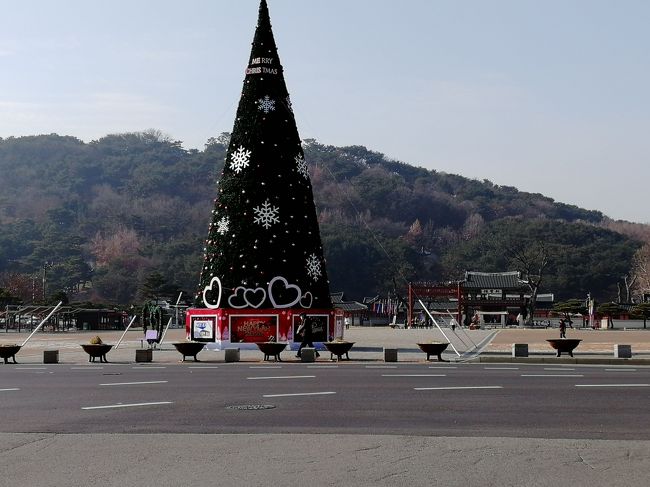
<box><xmin>186</xmin><ymin>308</ymin><xmax>338</xmax><ymax>351</ymax></box>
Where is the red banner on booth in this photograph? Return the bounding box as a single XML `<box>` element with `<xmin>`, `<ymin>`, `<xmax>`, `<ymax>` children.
<box><xmin>230</xmin><ymin>315</ymin><xmax>278</xmax><ymax>343</ymax></box>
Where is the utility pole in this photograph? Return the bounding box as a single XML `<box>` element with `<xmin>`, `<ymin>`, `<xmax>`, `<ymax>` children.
<box><xmin>42</xmin><ymin>262</ymin><xmax>53</xmax><ymax>301</ymax></box>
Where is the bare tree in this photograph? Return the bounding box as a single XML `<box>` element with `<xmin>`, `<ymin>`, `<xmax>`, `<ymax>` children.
<box><xmin>505</xmin><ymin>242</ymin><xmax>550</xmax><ymax>325</ymax></box>
<box><xmin>631</xmin><ymin>244</ymin><xmax>650</xmax><ymax>300</ymax></box>
<box><xmin>618</xmin><ymin>274</ymin><xmax>637</xmax><ymax>304</ymax></box>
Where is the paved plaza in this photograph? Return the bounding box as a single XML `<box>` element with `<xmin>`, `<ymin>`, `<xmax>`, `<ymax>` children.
<box><xmin>1</xmin><ymin>326</ymin><xmax>649</xmax><ymax>364</ymax></box>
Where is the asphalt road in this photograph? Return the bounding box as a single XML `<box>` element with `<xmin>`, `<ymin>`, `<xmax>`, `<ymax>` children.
<box><xmin>1</xmin><ymin>362</ymin><xmax>648</xmax><ymax>440</ymax></box>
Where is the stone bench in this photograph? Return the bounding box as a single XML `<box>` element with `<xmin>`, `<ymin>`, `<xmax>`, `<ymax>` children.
<box><xmin>614</xmin><ymin>344</ymin><xmax>632</xmax><ymax>358</ymax></box>
<box><xmin>43</xmin><ymin>350</ymin><xmax>59</xmax><ymax>364</ymax></box>
<box><xmin>512</xmin><ymin>343</ymin><xmax>528</xmax><ymax>358</ymax></box>
<box><xmin>384</xmin><ymin>348</ymin><xmax>398</xmax><ymax>362</ymax></box>
<box><xmin>300</xmin><ymin>347</ymin><xmax>316</xmax><ymax>363</ymax></box>
<box><xmin>225</xmin><ymin>348</ymin><xmax>240</xmax><ymax>363</ymax></box>
<box><xmin>135</xmin><ymin>348</ymin><xmax>152</xmax><ymax>362</ymax></box>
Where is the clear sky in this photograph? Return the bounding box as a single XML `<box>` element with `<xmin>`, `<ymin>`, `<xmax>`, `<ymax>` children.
<box><xmin>1</xmin><ymin>0</ymin><xmax>649</xmax><ymax>223</ymax></box>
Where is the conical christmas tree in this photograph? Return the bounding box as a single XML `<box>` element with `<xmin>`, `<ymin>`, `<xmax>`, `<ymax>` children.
<box><xmin>195</xmin><ymin>0</ymin><xmax>332</xmax><ymax>313</ymax></box>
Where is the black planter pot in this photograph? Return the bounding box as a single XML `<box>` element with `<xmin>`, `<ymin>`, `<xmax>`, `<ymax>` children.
<box><xmin>546</xmin><ymin>339</ymin><xmax>582</xmax><ymax>357</ymax></box>
<box><xmin>0</xmin><ymin>345</ymin><xmax>21</xmax><ymax>364</ymax></box>
<box><xmin>323</xmin><ymin>341</ymin><xmax>354</xmax><ymax>361</ymax></box>
<box><xmin>172</xmin><ymin>342</ymin><xmax>206</xmax><ymax>362</ymax></box>
<box><xmin>80</xmin><ymin>344</ymin><xmax>113</xmax><ymax>363</ymax></box>
<box><xmin>255</xmin><ymin>342</ymin><xmax>287</xmax><ymax>361</ymax></box>
<box><xmin>417</xmin><ymin>342</ymin><xmax>450</xmax><ymax>362</ymax></box>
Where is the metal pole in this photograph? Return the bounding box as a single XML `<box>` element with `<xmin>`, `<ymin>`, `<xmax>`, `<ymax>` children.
<box><xmin>21</xmin><ymin>302</ymin><xmax>62</xmax><ymax>347</ymax></box>
<box><xmin>42</xmin><ymin>265</ymin><xmax>46</xmax><ymax>301</ymax></box>
<box><xmin>174</xmin><ymin>292</ymin><xmax>182</xmax><ymax>328</ymax></box>
<box><xmin>158</xmin><ymin>317</ymin><xmax>173</xmax><ymax>347</ymax></box>
<box><xmin>114</xmin><ymin>315</ymin><xmax>137</xmax><ymax>349</ymax></box>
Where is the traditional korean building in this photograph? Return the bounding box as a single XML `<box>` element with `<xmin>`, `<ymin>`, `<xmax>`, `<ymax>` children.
<box><xmin>459</xmin><ymin>271</ymin><xmax>529</xmax><ymax>326</ymax></box>
<box><xmin>404</xmin><ymin>271</ymin><xmax>555</xmax><ymax>327</ymax></box>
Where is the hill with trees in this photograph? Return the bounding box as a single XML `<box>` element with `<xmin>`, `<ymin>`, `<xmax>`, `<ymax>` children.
<box><xmin>0</xmin><ymin>131</ymin><xmax>648</xmax><ymax>306</ymax></box>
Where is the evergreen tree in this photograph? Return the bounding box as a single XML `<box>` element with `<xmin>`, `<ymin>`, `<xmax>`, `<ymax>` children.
<box><xmin>195</xmin><ymin>0</ymin><xmax>331</xmax><ymax>311</ymax></box>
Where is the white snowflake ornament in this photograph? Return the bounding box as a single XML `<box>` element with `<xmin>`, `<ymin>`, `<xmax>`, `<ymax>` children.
<box><xmin>306</xmin><ymin>253</ymin><xmax>322</xmax><ymax>280</ymax></box>
<box><xmin>253</xmin><ymin>199</ymin><xmax>280</xmax><ymax>229</ymax></box>
<box><xmin>230</xmin><ymin>146</ymin><xmax>251</xmax><ymax>173</ymax></box>
<box><xmin>216</xmin><ymin>217</ymin><xmax>230</xmax><ymax>235</ymax></box>
<box><xmin>258</xmin><ymin>95</ymin><xmax>276</xmax><ymax>114</ymax></box>
<box><xmin>295</xmin><ymin>154</ymin><xmax>309</xmax><ymax>179</ymax></box>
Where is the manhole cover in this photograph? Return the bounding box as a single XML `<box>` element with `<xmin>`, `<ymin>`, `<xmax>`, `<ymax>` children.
<box><xmin>226</xmin><ymin>404</ymin><xmax>276</xmax><ymax>411</ymax></box>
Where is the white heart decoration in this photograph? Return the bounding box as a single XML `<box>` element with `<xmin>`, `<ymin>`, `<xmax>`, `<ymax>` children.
<box><xmin>267</xmin><ymin>276</ymin><xmax>302</xmax><ymax>309</ymax></box>
<box><xmin>299</xmin><ymin>291</ymin><xmax>313</xmax><ymax>309</ymax></box>
<box><xmin>227</xmin><ymin>286</ymin><xmax>249</xmax><ymax>309</ymax></box>
<box><xmin>244</xmin><ymin>287</ymin><xmax>267</xmax><ymax>308</ymax></box>
<box><xmin>202</xmin><ymin>277</ymin><xmax>222</xmax><ymax>309</ymax></box>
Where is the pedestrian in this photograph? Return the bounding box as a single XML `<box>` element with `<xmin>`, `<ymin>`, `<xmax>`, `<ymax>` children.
<box><xmin>296</xmin><ymin>313</ymin><xmax>319</xmax><ymax>358</ymax></box>
<box><xmin>344</xmin><ymin>316</ymin><xmax>351</xmax><ymax>329</ymax></box>
<box><xmin>559</xmin><ymin>319</ymin><xmax>567</xmax><ymax>339</ymax></box>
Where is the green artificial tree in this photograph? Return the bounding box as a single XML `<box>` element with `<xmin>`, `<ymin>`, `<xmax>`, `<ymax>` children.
<box><xmin>630</xmin><ymin>302</ymin><xmax>650</xmax><ymax>329</ymax></box>
<box><xmin>195</xmin><ymin>0</ymin><xmax>331</xmax><ymax>311</ymax></box>
<box><xmin>552</xmin><ymin>298</ymin><xmax>587</xmax><ymax>326</ymax></box>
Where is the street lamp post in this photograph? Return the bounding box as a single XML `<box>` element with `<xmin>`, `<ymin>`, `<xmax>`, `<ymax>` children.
<box><xmin>42</xmin><ymin>262</ymin><xmax>53</xmax><ymax>301</ymax></box>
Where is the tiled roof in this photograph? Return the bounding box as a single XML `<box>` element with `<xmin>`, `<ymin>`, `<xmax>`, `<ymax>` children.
<box><xmin>330</xmin><ymin>292</ymin><xmax>345</xmax><ymax>304</ymax></box>
<box><xmin>462</xmin><ymin>271</ymin><xmax>528</xmax><ymax>290</ymax></box>
<box><xmin>334</xmin><ymin>301</ymin><xmax>368</xmax><ymax>312</ymax></box>
<box><xmin>330</xmin><ymin>292</ymin><xmax>368</xmax><ymax>312</ymax></box>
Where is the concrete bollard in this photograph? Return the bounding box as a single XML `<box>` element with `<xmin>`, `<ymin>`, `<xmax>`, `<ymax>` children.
<box><xmin>614</xmin><ymin>344</ymin><xmax>632</xmax><ymax>359</ymax></box>
<box><xmin>512</xmin><ymin>343</ymin><xmax>528</xmax><ymax>358</ymax></box>
<box><xmin>384</xmin><ymin>348</ymin><xmax>398</xmax><ymax>362</ymax></box>
<box><xmin>135</xmin><ymin>349</ymin><xmax>152</xmax><ymax>362</ymax></box>
<box><xmin>300</xmin><ymin>347</ymin><xmax>316</xmax><ymax>363</ymax></box>
<box><xmin>225</xmin><ymin>348</ymin><xmax>240</xmax><ymax>362</ymax></box>
<box><xmin>43</xmin><ymin>350</ymin><xmax>59</xmax><ymax>364</ymax></box>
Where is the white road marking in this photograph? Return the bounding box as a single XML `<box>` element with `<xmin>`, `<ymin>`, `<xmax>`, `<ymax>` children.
<box><xmin>308</xmin><ymin>365</ymin><xmax>338</xmax><ymax>368</ymax></box>
<box><xmin>132</xmin><ymin>366</ymin><xmax>167</xmax><ymax>369</ymax></box>
<box><xmin>99</xmin><ymin>380</ymin><xmax>168</xmax><ymax>386</ymax></box>
<box><xmin>365</xmin><ymin>366</ymin><xmax>397</xmax><ymax>369</ymax></box>
<box><xmin>247</xmin><ymin>375</ymin><xmax>315</xmax><ymax>380</ymax></box>
<box><xmin>249</xmin><ymin>366</ymin><xmax>282</xmax><ymax>369</ymax></box>
<box><xmin>189</xmin><ymin>366</ymin><xmax>220</xmax><ymax>369</ymax></box>
<box><xmin>575</xmin><ymin>384</ymin><xmax>650</xmax><ymax>388</ymax></box>
<box><xmin>16</xmin><ymin>367</ymin><xmax>47</xmax><ymax>370</ymax></box>
<box><xmin>415</xmin><ymin>386</ymin><xmax>503</xmax><ymax>391</ymax></box>
<box><xmin>71</xmin><ymin>367</ymin><xmax>104</xmax><ymax>370</ymax></box>
<box><xmin>521</xmin><ymin>374</ymin><xmax>584</xmax><ymax>377</ymax></box>
<box><xmin>544</xmin><ymin>368</ymin><xmax>575</xmax><ymax>371</ymax></box>
<box><xmin>262</xmin><ymin>391</ymin><xmax>336</xmax><ymax>398</ymax></box>
<box><xmin>429</xmin><ymin>366</ymin><xmax>457</xmax><ymax>369</ymax></box>
<box><xmin>382</xmin><ymin>374</ymin><xmax>446</xmax><ymax>377</ymax></box>
<box><xmin>82</xmin><ymin>401</ymin><xmax>173</xmax><ymax>410</ymax></box>
<box><xmin>1</xmin><ymin>388</ymin><xmax>20</xmax><ymax>392</ymax></box>
<box><xmin>605</xmin><ymin>369</ymin><xmax>637</xmax><ymax>372</ymax></box>
<box><xmin>484</xmin><ymin>367</ymin><xmax>520</xmax><ymax>370</ymax></box>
